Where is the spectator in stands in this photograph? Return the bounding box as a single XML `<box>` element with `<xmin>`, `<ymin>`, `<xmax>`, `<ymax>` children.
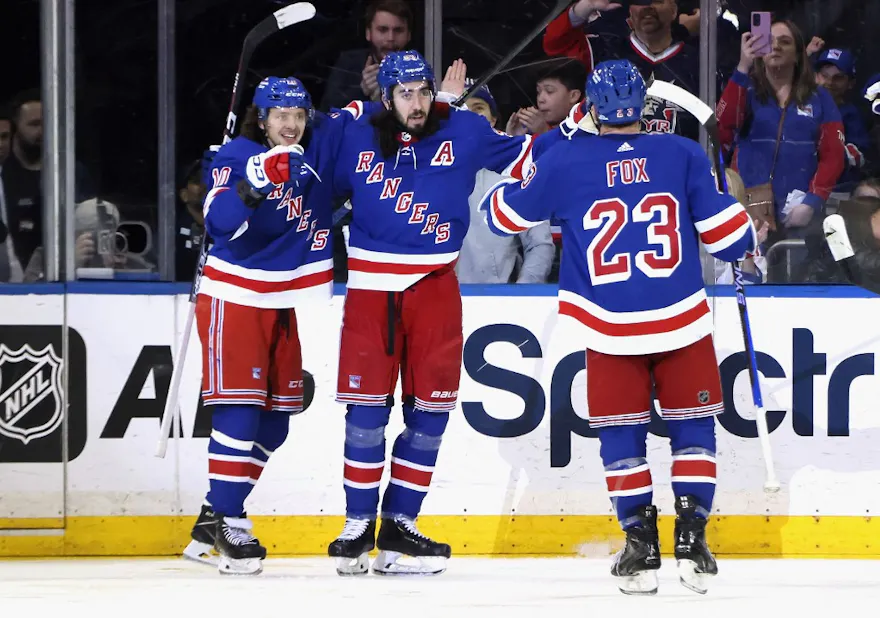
<box><xmin>0</xmin><ymin>107</ymin><xmax>11</xmax><ymax>167</ymax></box>
<box><xmin>2</xmin><ymin>89</ymin><xmax>44</xmax><ymax>276</ymax></box>
<box><xmin>1</xmin><ymin>89</ymin><xmax>95</xmax><ymax>279</ymax></box>
<box><xmin>175</xmin><ymin>158</ymin><xmax>206</xmax><ymax>281</ymax></box>
<box><xmin>457</xmin><ymin>81</ymin><xmax>554</xmax><ymax>284</ymax></box>
<box><xmin>853</xmin><ymin>177</ymin><xmax>880</xmax><ymax>200</ymax></box>
<box><xmin>319</xmin><ymin>0</ymin><xmax>413</xmax><ymax>110</ymax></box>
<box><xmin>0</xmin><ymin>107</ymin><xmax>14</xmax><ymax>281</ymax></box>
<box><xmin>659</xmin><ymin>0</ymin><xmax>740</xmax><ymax>87</ymax></box>
<box><xmin>800</xmin><ymin>179</ymin><xmax>880</xmax><ymax>285</ymax></box>
<box><xmin>717</xmin><ymin>21</ymin><xmax>844</xmax><ymax>251</ymax></box>
<box><xmin>505</xmin><ymin>59</ymin><xmax>587</xmax><ymax>136</ymax></box>
<box><xmin>811</xmin><ymin>47</ymin><xmax>873</xmax><ymax>193</ymax></box>
<box><xmin>543</xmin><ymin>0</ymin><xmax>700</xmax><ymax>138</ymax></box>
<box><xmin>714</xmin><ymin>168</ymin><xmax>768</xmax><ymax>284</ymax></box>
<box><xmin>23</xmin><ymin>197</ymin><xmax>155</xmax><ymax>281</ymax></box>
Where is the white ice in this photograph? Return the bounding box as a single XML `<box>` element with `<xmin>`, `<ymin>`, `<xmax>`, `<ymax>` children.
<box><xmin>0</xmin><ymin>557</ymin><xmax>876</xmax><ymax>616</ymax></box>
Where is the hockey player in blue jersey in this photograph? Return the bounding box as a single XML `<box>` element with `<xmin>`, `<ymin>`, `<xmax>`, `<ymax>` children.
<box><xmin>187</xmin><ymin>77</ymin><xmax>374</xmax><ymax>575</ymax></box>
<box><xmin>326</xmin><ymin>51</ymin><xmax>534</xmax><ymax>576</ymax></box>
<box><xmin>481</xmin><ymin>60</ymin><xmax>756</xmax><ymax>595</ymax></box>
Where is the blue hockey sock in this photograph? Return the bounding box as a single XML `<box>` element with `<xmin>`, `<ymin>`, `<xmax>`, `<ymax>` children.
<box><xmin>598</xmin><ymin>423</ymin><xmax>653</xmax><ymax>529</ymax></box>
<box><xmin>343</xmin><ymin>405</ymin><xmax>391</xmax><ymax>518</ymax></box>
<box><xmin>381</xmin><ymin>404</ymin><xmax>449</xmax><ymax>519</ymax></box>
<box><xmin>249</xmin><ymin>412</ymin><xmax>291</xmax><ymax>484</ymax></box>
<box><xmin>667</xmin><ymin>417</ymin><xmax>717</xmax><ymax>518</ymax></box>
<box><xmin>206</xmin><ymin>405</ymin><xmax>262</xmax><ymax>517</ymax></box>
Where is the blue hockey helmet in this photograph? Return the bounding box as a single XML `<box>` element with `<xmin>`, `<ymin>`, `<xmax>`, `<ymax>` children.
<box><xmin>377</xmin><ymin>50</ymin><xmax>436</xmax><ymax>101</ymax></box>
<box><xmin>586</xmin><ymin>60</ymin><xmax>646</xmax><ymax>126</ymax></box>
<box><xmin>253</xmin><ymin>76</ymin><xmax>314</xmax><ymax>121</ymax></box>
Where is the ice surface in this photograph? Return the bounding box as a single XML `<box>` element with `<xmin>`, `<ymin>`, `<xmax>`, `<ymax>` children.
<box><xmin>0</xmin><ymin>557</ymin><xmax>876</xmax><ymax>615</ymax></box>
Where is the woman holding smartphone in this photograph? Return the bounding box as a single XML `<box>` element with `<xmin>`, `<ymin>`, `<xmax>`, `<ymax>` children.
<box><xmin>716</xmin><ymin>18</ymin><xmax>844</xmax><ymax>257</ymax></box>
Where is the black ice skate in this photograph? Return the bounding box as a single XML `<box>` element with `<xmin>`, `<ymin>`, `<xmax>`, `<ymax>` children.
<box><xmin>183</xmin><ymin>504</ymin><xmax>218</xmax><ymax>566</ymax></box>
<box><xmin>610</xmin><ymin>505</ymin><xmax>662</xmax><ymax>595</ymax></box>
<box><xmin>328</xmin><ymin>517</ymin><xmax>376</xmax><ymax>576</ymax></box>
<box><xmin>674</xmin><ymin>495</ymin><xmax>718</xmax><ymax>594</ymax></box>
<box><xmin>214</xmin><ymin>516</ymin><xmax>267</xmax><ymax>575</ymax></box>
<box><xmin>372</xmin><ymin>516</ymin><xmax>451</xmax><ymax>576</ymax></box>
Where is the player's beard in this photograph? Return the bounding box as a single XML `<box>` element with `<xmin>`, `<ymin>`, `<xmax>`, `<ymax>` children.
<box><xmin>403</xmin><ymin>111</ymin><xmax>428</xmax><ymax>134</ymax></box>
<box><xmin>371</xmin><ymin>105</ymin><xmax>441</xmax><ymax>159</ymax></box>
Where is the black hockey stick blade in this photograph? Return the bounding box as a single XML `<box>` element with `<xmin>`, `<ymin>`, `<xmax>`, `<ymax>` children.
<box><xmin>452</xmin><ymin>0</ymin><xmax>570</xmax><ymax>108</ymax></box>
<box><xmin>192</xmin><ymin>2</ymin><xmax>316</xmax><ymax>301</ymax></box>
<box><xmin>223</xmin><ymin>2</ymin><xmax>317</xmax><ymax>142</ymax></box>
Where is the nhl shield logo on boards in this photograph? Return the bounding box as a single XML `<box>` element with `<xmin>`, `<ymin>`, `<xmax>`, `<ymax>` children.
<box><xmin>0</xmin><ymin>343</ymin><xmax>64</xmax><ymax>445</ymax></box>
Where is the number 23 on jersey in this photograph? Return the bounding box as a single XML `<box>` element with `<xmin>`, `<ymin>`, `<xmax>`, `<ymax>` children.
<box><xmin>584</xmin><ymin>192</ymin><xmax>682</xmax><ymax>285</ymax></box>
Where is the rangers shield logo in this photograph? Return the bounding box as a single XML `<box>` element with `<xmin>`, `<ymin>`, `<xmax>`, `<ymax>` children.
<box><xmin>0</xmin><ymin>343</ymin><xmax>64</xmax><ymax>445</ymax></box>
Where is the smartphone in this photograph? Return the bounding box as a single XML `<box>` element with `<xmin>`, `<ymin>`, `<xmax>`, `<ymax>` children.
<box><xmin>751</xmin><ymin>12</ymin><xmax>773</xmax><ymax>56</ymax></box>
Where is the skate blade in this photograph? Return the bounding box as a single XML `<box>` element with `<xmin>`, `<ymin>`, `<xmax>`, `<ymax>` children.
<box><xmin>372</xmin><ymin>550</ymin><xmax>447</xmax><ymax>576</ymax></box>
<box><xmin>182</xmin><ymin>540</ymin><xmax>218</xmax><ymax>566</ymax></box>
<box><xmin>333</xmin><ymin>553</ymin><xmax>370</xmax><ymax>576</ymax></box>
<box><xmin>677</xmin><ymin>559</ymin><xmax>713</xmax><ymax>594</ymax></box>
<box><xmin>218</xmin><ymin>556</ymin><xmax>263</xmax><ymax>576</ymax></box>
<box><xmin>615</xmin><ymin>570</ymin><xmax>659</xmax><ymax>595</ymax></box>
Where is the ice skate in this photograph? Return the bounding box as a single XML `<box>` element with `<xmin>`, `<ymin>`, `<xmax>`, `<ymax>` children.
<box><xmin>372</xmin><ymin>516</ymin><xmax>450</xmax><ymax>576</ymax></box>
<box><xmin>214</xmin><ymin>516</ymin><xmax>267</xmax><ymax>575</ymax></box>
<box><xmin>674</xmin><ymin>495</ymin><xmax>718</xmax><ymax>594</ymax></box>
<box><xmin>610</xmin><ymin>505</ymin><xmax>661</xmax><ymax>595</ymax></box>
<box><xmin>328</xmin><ymin>517</ymin><xmax>376</xmax><ymax>576</ymax></box>
<box><xmin>183</xmin><ymin>504</ymin><xmax>219</xmax><ymax>566</ymax></box>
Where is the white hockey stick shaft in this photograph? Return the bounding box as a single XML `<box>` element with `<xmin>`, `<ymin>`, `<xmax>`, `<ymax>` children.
<box><xmin>155</xmin><ymin>305</ymin><xmax>195</xmax><ymax>458</ymax></box>
<box><xmin>754</xmin><ymin>403</ymin><xmax>779</xmax><ymax>488</ymax></box>
<box><xmin>155</xmin><ymin>2</ymin><xmax>317</xmax><ymax>458</ymax></box>
<box><xmin>646</xmin><ymin>79</ymin><xmax>780</xmax><ymax>491</ymax></box>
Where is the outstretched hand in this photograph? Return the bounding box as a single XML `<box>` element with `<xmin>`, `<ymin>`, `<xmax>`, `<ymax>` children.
<box><xmin>441</xmin><ymin>59</ymin><xmax>467</xmax><ymax>97</ymax></box>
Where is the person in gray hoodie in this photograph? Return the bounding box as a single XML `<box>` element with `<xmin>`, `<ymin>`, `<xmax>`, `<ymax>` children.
<box><xmin>456</xmin><ymin>83</ymin><xmax>555</xmax><ymax>284</ymax></box>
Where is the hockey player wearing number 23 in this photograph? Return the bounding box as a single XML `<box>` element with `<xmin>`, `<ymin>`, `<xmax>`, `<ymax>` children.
<box><xmin>481</xmin><ymin>60</ymin><xmax>757</xmax><ymax>596</ymax></box>
<box><xmin>327</xmin><ymin>50</ymin><xmax>535</xmax><ymax>576</ymax></box>
<box><xmin>189</xmin><ymin>77</ymin><xmax>377</xmax><ymax>575</ymax></box>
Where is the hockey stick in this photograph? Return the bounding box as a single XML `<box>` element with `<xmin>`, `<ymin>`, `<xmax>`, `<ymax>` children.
<box><xmin>645</xmin><ymin>79</ymin><xmax>781</xmax><ymax>493</ymax></box>
<box><xmin>328</xmin><ymin>0</ymin><xmax>570</xmax><ymax>230</ymax></box>
<box><xmin>452</xmin><ymin>0</ymin><xmax>570</xmax><ymax>108</ymax></box>
<box><xmin>155</xmin><ymin>2</ymin><xmax>318</xmax><ymax>458</ymax></box>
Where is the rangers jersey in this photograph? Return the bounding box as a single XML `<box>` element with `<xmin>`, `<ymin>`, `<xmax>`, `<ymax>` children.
<box><xmin>200</xmin><ymin>102</ymin><xmax>375</xmax><ymax>308</ymax></box>
<box><xmin>333</xmin><ymin>104</ymin><xmax>534</xmax><ymax>291</ymax></box>
<box><xmin>481</xmin><ymin>131</ymin><xmax>756</xmax><ymax>355</ymax></box>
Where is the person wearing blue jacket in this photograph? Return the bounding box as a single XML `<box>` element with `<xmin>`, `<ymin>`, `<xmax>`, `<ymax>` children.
<box><xmin>717</xmin><ymin>21</ymin><xmax>845</xmax><ymax>243</ymax></box>
<box><xmin>814</xmin><ymin>48</ymin><xmax>872</xmax><ymax>193</ymax></box>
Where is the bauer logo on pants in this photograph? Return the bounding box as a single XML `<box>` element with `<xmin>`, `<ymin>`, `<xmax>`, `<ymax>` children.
<box><xmin>0</xmin><ymin>326</ymin><xmax>87</xmax><ymax>463</ymax></box>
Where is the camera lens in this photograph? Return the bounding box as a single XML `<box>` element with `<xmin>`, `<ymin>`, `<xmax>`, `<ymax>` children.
<box><xmin>115</xmin><ymin>231</ymin><xmax>128</xmax><ymax>254</ymax></box>
<box><xmin>753</xmin><ymin>14</ymin><xmax>760</xmax><ymax>26</ymax></box>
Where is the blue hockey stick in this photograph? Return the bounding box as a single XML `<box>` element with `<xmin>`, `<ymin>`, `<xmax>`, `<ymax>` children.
<box><xmin>645</xmin><ymin>80</ymin><xmax>780</xmax><ymax>492</ymax></box>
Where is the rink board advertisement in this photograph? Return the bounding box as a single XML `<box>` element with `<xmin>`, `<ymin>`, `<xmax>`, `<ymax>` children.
<box><xmin>1</xmin><ymin>286</ymin><xmax>880</xmax><ymax>557</ymax></box>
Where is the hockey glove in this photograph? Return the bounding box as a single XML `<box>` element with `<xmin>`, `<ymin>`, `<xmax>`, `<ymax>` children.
<box><xmin>245</xmin><ymin>144</ymin><xmax>305</xmax><ymax>194</ymax></box>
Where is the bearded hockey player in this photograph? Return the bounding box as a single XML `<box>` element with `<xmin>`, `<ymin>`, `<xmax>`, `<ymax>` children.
<box><xmin>326</xmin><ymin>50</ymin><xmax>535</xmax><ymax>576</ymax></box>
<box><xmin>186</xmin><ymin>77</ymin><xmax>373</xmax><ymax>575</ymax></box>
<box><xmin>480</xmin><ymin>60</ymin><xmax>756</xmax><ymax>595</ymax></box>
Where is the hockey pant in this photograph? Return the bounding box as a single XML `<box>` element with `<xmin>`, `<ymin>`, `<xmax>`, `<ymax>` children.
<box><xmin>196</xmin><ymin>295</ymin><xmax>302</xmax><ymax>517</ymax></box>
<box><xmin>335</xmin><ymin>267</ymin><xmax>462</xmax><ymax>519</ymax></box>
<box><xmin>587</xmin><ymin>335</ymin><xmax>722</xmax><ymax>529</ymax></box>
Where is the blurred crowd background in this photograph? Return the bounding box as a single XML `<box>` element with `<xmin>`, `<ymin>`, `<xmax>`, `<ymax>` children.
<box><xmin>1</xmin><ymin>0</ymin><xmax>878</xmax><ymax>287</ymax></box>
